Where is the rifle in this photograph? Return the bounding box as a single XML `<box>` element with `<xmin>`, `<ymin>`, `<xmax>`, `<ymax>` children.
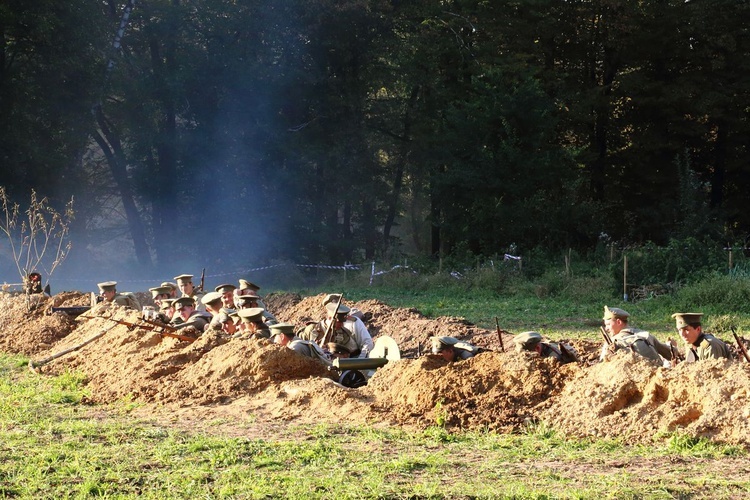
<box><xmin>600</xmin><ymin>325</ymin><xmax>613</xmax><ymax>346</ymax></box>
<box><xmin>50</xmin><ymin>306</ymin><xmax>91</xmax><ymax>317</ymax></box>
<box><xmin>731</xmin><ymin>327</ymin><xmax>750</xmax><ymax>363</ymax></box>
<box><xmin>29</xmin><ymin>327</ymin><xmax>111</xmax><ymax>370</ymax></box>
<box><xmin>103</xmin><ymin>317</ymin><xmax>197</xmax><ymax>343</ymax></box>
<box><xmin>199</xmin><ymin>268</ymin><xmax>206</xmax><ymax>292</ymax></box>
<box><xmin>494</xmin><ymin>317</ymin><xmax>505</xmax><ymax>352</ymax></box>
<box><xmin>322</xmin><ymin>294</ymin><xmax>344</xmax><ymax>346</ymax></box>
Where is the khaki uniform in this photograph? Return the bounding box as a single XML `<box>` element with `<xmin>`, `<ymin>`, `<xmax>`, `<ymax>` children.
<box><xmin>452</xmin><ymin>344</ymin><xmax>478</xmax><ymax>361</ymax></box>
<box><xmin>538</xmin><ymin>342</ymin><xmax>577</xmax><ymax>364</ymax></box>
<box><xmin>610</xmin><ymin>328</ymin><xmax>669</xmax><ymax>363</ymax></box>
<box><xmin>288</xmin><ymin>337</ymin><xmax>332</xmax><ymax>366</ymax></box>
<box><xmin>685</xmin><ymin>333</ymin><xmax>733</xmax><ymax>362</ymax></box>
<box><xmin>172</xmin><ymin>311</ymin><xmax>209</xmax><ymax>331</ymax></box>
<box><xmin>112</xmin><ymin>292</ymin><xmax>141</xmax><ymax>310</ymax></box>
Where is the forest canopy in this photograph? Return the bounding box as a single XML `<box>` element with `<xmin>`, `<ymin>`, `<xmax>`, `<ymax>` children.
<box><xmin>1</xmin><ymin>0</ymin><xmax>748</xmax><ymax>274</ymax></box>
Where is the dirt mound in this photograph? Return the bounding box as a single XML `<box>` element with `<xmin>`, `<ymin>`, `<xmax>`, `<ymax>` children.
<box><xmin>0</xmin><ymin>292</ymin><xmax>80</xmax><ymax>354</ymax></box>
<box><xmin>272</xmin><ymin>294</ymin><xmax>505</xmax><ymax>358</ymax></box>
<box><xmin>367</xmin><ymin>352</ymin><xmax>579</xmax><ymax>432</ymax></box>
<box><xmin>539</xmin><ymin>351</ymin><xmax>750</xmax><ymax>445</ymax></box>
<box><xmin>46</xmin><ymin>306</ymin><xmax>333</xmax><ymax>405</ymax></box>
<box><xmin>4</xmin><ymin>291</ymin><xmax>750</xmax><ymax>447</ymax></box>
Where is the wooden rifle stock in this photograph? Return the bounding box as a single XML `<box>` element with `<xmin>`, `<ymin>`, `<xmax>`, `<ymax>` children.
<box><xmin>494</xmin><ymin>317</ymin><xmax>505</xmax><ymax>352</ymax></box>
<box><xmin>322</xmin><ymin>294</ymin><xmax>344</xmax><ymax>346</ymax></box>
<box><xmin>600</xmin><ymin>325</ymin><xmax>613</xmax><ymax>345</ymax></box>
<box><xmin>731</xmin><ymin>327</ymin><xmax>750</xmax><ymax>363</ymax></box>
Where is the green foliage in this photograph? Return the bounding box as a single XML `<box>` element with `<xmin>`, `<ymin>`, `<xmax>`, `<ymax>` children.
<box><xmin>672</xmin><ymin>273</ymin><xmax>750</xmax><ymax>315</ymax></box>
<box><xmin>621</xmin><ymin>238</ymin><xmax>728</xmax><ymax>287</ymax></box>
<box><xmin>3</xmin><ymin>0</ymin><xmax>750</xmax><ymax>270</ymax></box>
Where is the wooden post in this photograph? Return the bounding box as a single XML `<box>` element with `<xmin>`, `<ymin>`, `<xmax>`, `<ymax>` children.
<box><xmin>564</xmin><ymin>248</ymin><xmax>571</xmax><ymax>277</ymax></box>
<box><xmin>729</xmin><ymin>249</ymin><xmax>733</xmax><ymax>272</ymax></box>
<box><xmin>623</xmin><ymin>255</ymin><xmax>629</xmax><ymax>302</ymax></box>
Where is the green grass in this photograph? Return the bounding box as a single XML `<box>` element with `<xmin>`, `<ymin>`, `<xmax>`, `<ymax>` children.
<box><xmin>312</xmin><ymin>271</ymin><xmax>750</xmax><ymax>345</ymax></box>
<box><xmin>1</xmin><ymin>353</ymin><xmax>748</xmax><ymax>498</ymax></box>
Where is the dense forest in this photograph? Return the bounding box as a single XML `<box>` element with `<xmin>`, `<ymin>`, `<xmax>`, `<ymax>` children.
<box><xmin>1</xmin><ymin>0</ymin><xmax>748</xmax><ymax>274</ymax></box>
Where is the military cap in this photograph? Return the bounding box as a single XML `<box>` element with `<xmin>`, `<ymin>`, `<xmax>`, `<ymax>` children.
<box><xmin>159</xmin><ymin>298</ymin><xmax>176</xmax><ymax>311</ymax></box>
<box><xmin>325</xmin><ymin>302</ymin><xmax>351</xmax><ymax>316</ymax></box>
<box><xmin>431</xmin><ymin>336</ymin><xmax>459</xmax><ymax>354</ymax></box>
<box><xmin>201</xmin><ymin>291</ymin><xmax>223</xmax><ymax>306</ymax></box>
<box><xmin>513</xmin><ymin>331</ymin><xmax>543</xmax><ymax>352</ymax></box>
<box><xmin>173</xmin><ymin>274</ymin><xmax>193</xmax><ymax>285</ymax></box>
<box><xmin>672</xmin><ymin>312</ymin><xmax>703</xmax><ymax>329</ymax></box>
<box><xmin>327</xmin><ymin>342</ymin><xmax>352</xmax><ymax>355</ymax></box>
<box><xmin>237</xmin><ymin>307</ymin><xmax>265</xmax><ymax>323</ymax></box>
<box><xmin>238</xmin><ymin>279</ymin><xmax>261</xmax><ymax>292</ymax></box>
<box><xmin>237</xmin><ymin>290</ymin><xmax>261</xmax><ymax>300</ymax></box>
<box><xmin>603</xmin><ymin>306</ymin><xmax>630</xmax><ymax>320</ymax></box>
<box><xmin>97</xmin><ymin>281</ymin><xmax>117</xmax><ymax>292</ymax></box>
<box><xmin>216</xmin><ymin>311</ymin><xmax>233</xmax><ymax>324</ymax></box>
<box><xmin>269</xmin><ymin>323</ymin><xmax>296</xmax><ymax>336</ymax></box>
<box><xmin>161</xmin><ymin>281</ymin><xmax>178</xmax><ymax>291</ymax></box>
<box><xmin>236</xmin><ymin>294</ymin><xmax>261</xmax><ymax>307</ymax></box>
<box><xmin>215</xmin><ymin>283</ymin><xmax>236</xmax><ymax>294</ymax></box>
<box><xmin>173</xmin><ymin>296</ymin><xmax>196</xmax><ymax>309</ymax></box>
<box><xmin>149</xmin><ymin>286</ymin><xmax>173</xmax><ymax>298</ymax></box>
<box><xmin>322</xmin><ymin>293</ymin><xmax>343</xmax><ymax>307</ymax></box>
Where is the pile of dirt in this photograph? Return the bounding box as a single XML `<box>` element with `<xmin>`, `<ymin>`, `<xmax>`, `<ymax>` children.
<box><xmin>538</xmin><ymin>351</ymin><xmax>750</xmax><ymax>444</ymax></box>
<box><xmin>2</xmin><ymin>291</ymin><xmax>749</xmax><ymax>447</ymax></box>
<box><xmin>0</xmin><ymin>291</ymin><xmax>80</xmax><ymax>354</ymax></box>
<box><xmin>366</xmin><ymin>352</ymin><xmax>579</xmax><ymax>432</ymax></box>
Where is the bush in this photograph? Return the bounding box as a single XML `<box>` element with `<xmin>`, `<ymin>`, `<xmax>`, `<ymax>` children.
<box><xmin>672</xmin><ymin>273</ymin><xmax>750</xmax><ymax>314</ymax></box>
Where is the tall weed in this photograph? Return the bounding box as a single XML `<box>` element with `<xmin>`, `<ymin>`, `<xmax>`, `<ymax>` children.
<box><xmin>672</xmin><ymin>273</ymin><xmax>750</xmax><ymax>314</ymax></box>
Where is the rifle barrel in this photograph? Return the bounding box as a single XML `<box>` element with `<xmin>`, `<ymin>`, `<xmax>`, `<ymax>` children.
<box><xmin>495</xmin><ymin>317</ymin><xmax>505</xmax><ymax>352</ymax></box>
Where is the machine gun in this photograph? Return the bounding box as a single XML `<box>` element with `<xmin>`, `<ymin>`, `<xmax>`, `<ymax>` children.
<box><xmin>331</xmin><ymin>335</ymin><xmax>400</xmax><ymax>388</ymax></box>
<box><xmin>102</xmin><ymin>317</ymin><xmax>197</xmax><ymax>343</ymax></box>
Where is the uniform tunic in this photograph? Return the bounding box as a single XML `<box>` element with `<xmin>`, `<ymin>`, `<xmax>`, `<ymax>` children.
<box><xmin>685</xmin><ymin>333</ymin><xmax>733</xmax><ymax>362</ymax></box>
<box><xmin>287</xmin><ymin>337</ymin><xmax>332</xmax><ymax>366</ymax></box>
<box><xmin>609</xmin><ymin>328</ymin><xmax>668</xmax><ymax>363</ymax></box>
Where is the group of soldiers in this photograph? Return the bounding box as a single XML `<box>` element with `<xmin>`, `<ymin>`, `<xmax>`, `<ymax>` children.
<box><xmin>95</xmin><ymin>276</ymin><xmax>374</xmax><ymax>367</ymax></box>
<box><xmin>431</xmin><ymin>305</ymin><xmax>736</xmax><ymax>367</ymax></box>
<box><xmin>96</xmin><ymin>277</ymin><xmax>738</xmax><ymax>369</ymax></box>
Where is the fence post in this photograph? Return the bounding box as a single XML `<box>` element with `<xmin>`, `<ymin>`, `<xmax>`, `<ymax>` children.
<box><xmin>623</xmin><ymin>255</ymin><xmax>629</xmax><ymax>302</ymax></box>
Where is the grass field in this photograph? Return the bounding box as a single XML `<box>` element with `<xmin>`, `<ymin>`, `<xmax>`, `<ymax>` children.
<box><xmin>1</xmin><ymin>352</ymin><xmax>748</xmax><ymax>499</ymax></box>
<box><xmin>3</xmin><ymin>276</ymin><xmax>750</xmax><ymax>498</ymax></box>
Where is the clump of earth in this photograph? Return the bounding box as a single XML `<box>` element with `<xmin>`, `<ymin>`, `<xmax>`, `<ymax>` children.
<box><xmin>1</xmin><ymin>290</ymin><xmax>748</xmax><ymax>447</ymax></box>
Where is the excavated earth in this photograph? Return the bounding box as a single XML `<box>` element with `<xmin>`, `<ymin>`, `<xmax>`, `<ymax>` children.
<box><xmin>3</xmin><ymin>290</ymin><xmax>750</xmax><ymax>447</ymax></box>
